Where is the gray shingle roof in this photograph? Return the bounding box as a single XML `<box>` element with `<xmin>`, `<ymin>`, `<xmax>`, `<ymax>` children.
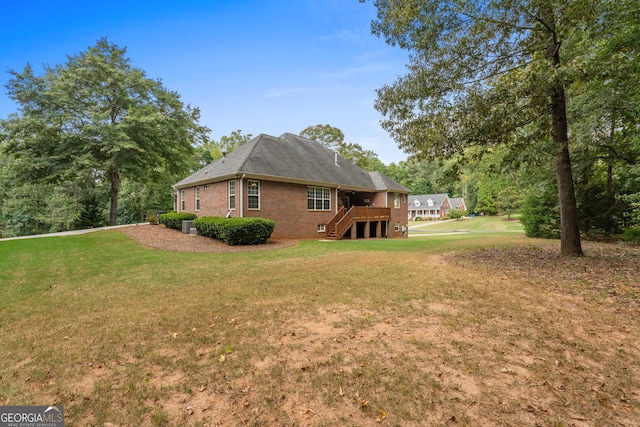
<box><xmin>449</xmin><ymin>197</ymin><xmax>466</xmax><ymax>209</ymax></box>
<box><xmin>174</xmin><ymin>133</ymin><xmax>409</xmax><ymax>192</ymax></box>
<box><xmin>408</xmin><ymin>194</ymin><xmax>449</xmax><ymax>210</ymax></box>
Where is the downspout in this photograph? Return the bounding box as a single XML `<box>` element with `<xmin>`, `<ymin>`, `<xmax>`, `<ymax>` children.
<box><xmin>385</xmin><ymin>189</ymin><xmax>390</xmax><ymax>237</ymax></box>
<box><xmin>239</xmin><ymin>174</ymin><xmax>245</xmax><ymax>218</ymax></box>
<box><xmin>336</xmin><ymin>185</ymin><xmax>341</xmax><ymax>213</ymax></box>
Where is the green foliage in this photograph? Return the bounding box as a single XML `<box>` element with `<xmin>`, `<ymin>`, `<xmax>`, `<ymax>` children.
<box><xmin>367</xmin><ymin>0</ymin><xmax>621</xmax><ymax>255</ymax></box>
<box><xmin>159</xmin><ymin>212</ymin><xmax>197</xmax><ymax>230</ymax></box>
<box><xmin>520</xmin><ymin>184</ymin><xmax>561</xmax><ymax>239</ymax></box>
<box><xmin>0</xmin><ymin>212</ymin><xmax>34</xmax><ymax>238</ymax></box>
<box><xmin>145</xmin><ymin>214</ymin><xmax>158</xmax><ymax>225</ymax></box>
<box><xmin>194</xmin><ymin>216</ymin><xmax>276</xmax><ymax>245</ymax></box>
<box><xmin>116</xmin><ymin>178</ymin><xmax>176</xmax><ymax>224</ymax></box>
<box><xmin>0</xmin><ymin>183</ymin><xmax>55</xmax><ymax>237</ymax></box>
<box><xmin>193</xmin><ymin>130</ymin><xmax>253</xmax><ymax>167</ymax></box>
<box><xmin>2</xmin><ymin>38</ymin><xmax>208</xmax><ymax>226</ymax></box>
<box><xmin>496</xmin><ymin>188</ymin><xmax>522</xmax><ymax>220</ymax></box>
<box><xmin>300</xmin><ymin>124</ymin><xmax>344</xmax><ymax>151</ymax></box>
<box><xmin>76</xmin><ymin>193</ymin><xmax>107</xmax><ymax>229</ymax></box>
<box><xmin>476</xmin><ymin>197</ymin><xmax>497</xmax><ymax>216</ymax></box>
<box><xmin>622</xmin><ymin>225</ymin><xmax>640</xmax><ymax>244</ymax></box>
<box><xmin>300</xmin><ymin>124</ymin><xmax>385</xmax><ymax>172</ymax></box>
<box><xmin>448</xmin><ymin>209</ymin><xmax>466</xmax><ymax>220</ymax></box>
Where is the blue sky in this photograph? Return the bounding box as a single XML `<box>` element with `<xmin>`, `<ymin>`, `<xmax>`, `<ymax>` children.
<box><xmin>0</xmin><ymin>1</ymin><xmax>410</xmax><ymax>164</ymax></box>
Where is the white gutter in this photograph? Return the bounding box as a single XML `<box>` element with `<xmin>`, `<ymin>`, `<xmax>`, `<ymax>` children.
<box><xmin>239</xmin><ymin>174</ymin><xmax>245</xmax><ymax>218</ymax></box>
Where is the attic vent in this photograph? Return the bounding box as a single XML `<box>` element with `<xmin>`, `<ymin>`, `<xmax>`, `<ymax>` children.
<box><xmin>204</xmin><ymin>184</ymin><xmax>210</xmax><ymax>190</ymax></box>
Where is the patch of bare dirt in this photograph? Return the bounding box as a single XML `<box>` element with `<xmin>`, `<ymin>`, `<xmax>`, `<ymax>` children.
<box><xmin>452</xmin><ymin>241</ymin><xmax>640</xmax><ymax>308</ymax></box>
<box><xmin>117</xmin><ymin>224</ymin><xmax>299</xmax><ymax>253</ymax></box>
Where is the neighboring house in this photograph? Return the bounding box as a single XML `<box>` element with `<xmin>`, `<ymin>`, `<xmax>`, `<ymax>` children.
<box><xmin>449</xmin><ymin>197</ymin><xmax>467</xmax><ymax>212</ymax></box>
<box><xmin>173</xmin><ymin>133</ymin><xmax>410</xmax><ymax>239</ymax></box>
<box><xmin>408</xmin><ymin>194</ymin><xmax>453</xmax><ymax>220</ymax></box>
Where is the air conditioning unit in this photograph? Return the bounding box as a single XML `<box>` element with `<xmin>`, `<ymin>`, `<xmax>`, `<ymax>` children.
<box><xmin>182</xmin><ymin>220</ymin><xmax>194</xmax><ymax>234</ymax></box>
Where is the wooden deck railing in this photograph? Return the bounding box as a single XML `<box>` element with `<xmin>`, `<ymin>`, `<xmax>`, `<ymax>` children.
<box><xmin>326</xmin><ymin>206</ymin><xmax>391</xmax><ymax>240</ymax></box>
<box><xmin>325</xmin><ymin>206</ymin><xmax>344</xmax><ymax>237</ymax></box>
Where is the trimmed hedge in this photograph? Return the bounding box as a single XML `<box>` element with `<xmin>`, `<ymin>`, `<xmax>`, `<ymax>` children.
<box><xmin>193</xmin><ymin>216</ymin><xmax>276</xmax><ymax>245</ymax></box>
<box><xmin>160</xmin><ymin>212</ymin><xmax>197</xmax><ymax>230</ymax></box>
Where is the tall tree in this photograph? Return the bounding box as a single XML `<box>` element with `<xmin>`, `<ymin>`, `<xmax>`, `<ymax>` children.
<box><xmin>364</xmin><ymin>0</ymin><xmax>597</xmax><ymax>256</ymax></box>
<box><xmin>2</xmin><ymin>38</ymin><xmax>208</xmax><ymax>225</ymax></box>
<box><xmin>300</xmin><ymin>124</ymin><xmax>385</xmax><ymax>171</ymax></box>
<box><xmin>300</xmin><ymin>124</ymin><xmax>345</xmax><ymax>151</ymax></box>
<box><xmin>194</xmin><ymin>130</ymin><xmax>253</xmax><ymax>167</ymax></box>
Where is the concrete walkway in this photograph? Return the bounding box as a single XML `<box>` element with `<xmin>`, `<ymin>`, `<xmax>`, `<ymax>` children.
<box><xmin>0</xmin><ymin>223</ymin><xmax>147</xmax><ymax>241</ymax></box>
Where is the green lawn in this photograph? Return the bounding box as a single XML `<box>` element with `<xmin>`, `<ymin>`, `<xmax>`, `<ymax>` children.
<box><xmin>1</xmin><ymin>226</ymin><xmax>638</xmax><ymax>426</ymax></box>
<box><xmin>409</xmin><ymin>214</ymin><xmax>524</xmax><ymax>233</ymax></box>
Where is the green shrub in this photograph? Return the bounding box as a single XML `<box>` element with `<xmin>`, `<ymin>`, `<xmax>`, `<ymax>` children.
<box><xmin>193</xmin><ymin>216</ymin><xmax>227</xmax><ymax>239</ymax></box>
<box><xmin>160</xmin><ymin>212</ymin><xmax>197</xmax><ymax>230</ymax></box>
<box><xmin>520</xmin><ymin>184</ymin><xmax>560</xmax><ymax>239</ymax></box>
<box><xmin>622</xmin><ymin>225</ymin><xmax>640</xmax><ymax>244</ymax></box>
<box><xmin>194</xmin><ymin>216</ymin><xmax>276</xmax><ymax>245</ymax></box>
<box><xmin>145</xmin><ymin>214</ymin><xmax>158</xmax><ymax>225</ymax></box>
<box><xmin>448</xmin><ymin>209</ymin><xmax>466</xmax><ymax>220</ymax></box>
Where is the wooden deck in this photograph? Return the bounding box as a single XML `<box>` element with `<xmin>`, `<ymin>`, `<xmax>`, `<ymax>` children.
<box><xmin>325</xmin><ymin>206</ymin><xmax>391</xmax><ymax>240</ymax></box>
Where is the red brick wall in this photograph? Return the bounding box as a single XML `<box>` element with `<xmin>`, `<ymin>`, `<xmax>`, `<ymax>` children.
<box><xmin>178</xmin><ymin>179</ymin><xmax>409</xmax><ymax>239</ymax></box>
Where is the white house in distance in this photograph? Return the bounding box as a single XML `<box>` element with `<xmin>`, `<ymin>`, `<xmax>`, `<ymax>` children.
<box><xmin>408</xmin><ymin>194</ymin><xmax>467</xmax><ymax>220</ymax></box>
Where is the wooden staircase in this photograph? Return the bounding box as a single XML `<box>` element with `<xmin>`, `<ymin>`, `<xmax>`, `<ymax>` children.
<box><xmin>325</xmin><ymin>206</ymin><xmax>391</xmax><ymax>240</ymax></box>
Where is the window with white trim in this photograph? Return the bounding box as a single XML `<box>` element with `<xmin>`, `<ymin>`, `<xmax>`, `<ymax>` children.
<box><xmin>394</xmin><ymin>193</ymin><xmax>400</xmax><ymax>208</ymax></box>
<box><xmin>247</xmin><ymin>180</ymin><xmax>260</xmax><ymax>210</ymax></box>
<box><xmin>317</xmin><ymin>224</ymin><xmax>326</xmax><ymax>232</ymax></box>
<box><xmin>307</xmin><ymin>186</ymin><xmax>331</xmax><ymax>211</ymax></box>
<box><xmin>228</xmin><ymin>180</ymin><xmax>236</xmax><ymax>209</ymax></box>
<box><xmin>395</xmin><ymin>222</ymin><xmax>400</xmax><ymax>231</ymax></box>
<box><xmin>195</xmin><ymin>186</ymin><xmax>201</xmax><ymax>210</ymax></box>
<box><xmin>180</xmin><ymin>189</ymin><xmax>185</xmax><ymax>211</ymax></box>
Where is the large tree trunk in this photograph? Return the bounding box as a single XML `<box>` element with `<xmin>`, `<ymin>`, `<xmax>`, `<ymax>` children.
<box><xmin>547</xmin><ymin>40</ymin><xmax>584</xmax><ymax>256</ymax></box>
<box><xmin>109</xmin><ymin>167</ymin><xmax>120</xmax><ymax>226</ymax></box>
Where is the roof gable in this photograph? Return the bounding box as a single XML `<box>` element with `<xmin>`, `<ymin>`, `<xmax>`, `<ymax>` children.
<box><xmin>408</xmin><ymin>194</ymin><xmax>449</xmax><ymax>209</ymax></box>
<box><xmin>449</xmin><ymin>197</ymin><xmax>466</xmax><ymax>209</ymax></box>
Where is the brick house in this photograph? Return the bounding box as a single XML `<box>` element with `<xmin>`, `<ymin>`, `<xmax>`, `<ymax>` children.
<box><xmin>449</xmin><ymin>197</ymin><xmax>467</xmax><ymax>212</ymax></box>
<box><xmin>408</xmin><ymin>194</ymin><xmax>453</xmax><ymax>220</ymax></box>
<box><xmin>173</xmin><ymin>133</ymin><xmax>410</xmax><ymax>239</ymax></box>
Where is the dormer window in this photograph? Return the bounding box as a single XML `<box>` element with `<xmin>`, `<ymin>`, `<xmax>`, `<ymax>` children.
<box><xmin>414</xmin><ymin>200</ymin><xmax>421</xmax><ymax>207</ymax></box>
<box><xmin>427</xmin><ymin>199</ymin><xmax>434</xmax><ymax>207</ymax></box>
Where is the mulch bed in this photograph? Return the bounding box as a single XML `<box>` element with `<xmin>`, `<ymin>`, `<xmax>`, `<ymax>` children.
<box><xmin>117</xmin><ymin>224</ymin><xmax>299</xmax><ymax>253</ymax></box>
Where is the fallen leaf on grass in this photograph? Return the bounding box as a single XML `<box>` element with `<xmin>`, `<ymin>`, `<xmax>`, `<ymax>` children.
<box><xmin>219</xmin><ymin>354</ymin><xmax>226</xmax><ymax>362</ymax></box>
<box><xmin>339</xmin><ymin>385</ymin><xmax>344</xmax><ymax>396</ymax></box>
<box><xmin>378</xmin><ymin>408</ymin><xmax>387</xmax><ymax>421</ymax></box>
<box><xmin>361</xmin><ymin>400</ymin><xmax>369</xmax><ymax>408</ymax></box>
<box><xmin>198</xmin><ymin>385</ymin><xmax>207</xmax><ymax>392</ymax></box>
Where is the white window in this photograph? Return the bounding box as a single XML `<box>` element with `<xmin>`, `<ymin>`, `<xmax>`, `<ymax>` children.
<box><xmin>395</xmin><ymin>222</ymin><xmax>400</xmax><ymax>231</ymax></box>
<box><xmin>317</xmin><ymin>224</ymin><xmax>326</xmax><ymax>233</ymax></box>
<box><xmin>247</xmin><ymin>180</ymin><xmax>260</xmax><ymax>210</ymax></box>
<box><xmin>228</xmin><ymin>180</ymin><xmax>236</xmax><ymax>209</ymax></box>
<box><xmin>394</xmin><ymin>193</ymin><xmax>400</xmax><ymax>209</ymax></box>
<box><xmin>307</xmin><ymin>186</ymin><xmax>331</xmax><ymax>211</ymax></box>
<box><xmin>180</xmin><ymin>189</ymin><xmax>185</xmax><ymax>211</ymax></box>
<box><xmin>195</xmin><ymin>187</ymin><xmax>201</xmax><ymax>211</ymax></box>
